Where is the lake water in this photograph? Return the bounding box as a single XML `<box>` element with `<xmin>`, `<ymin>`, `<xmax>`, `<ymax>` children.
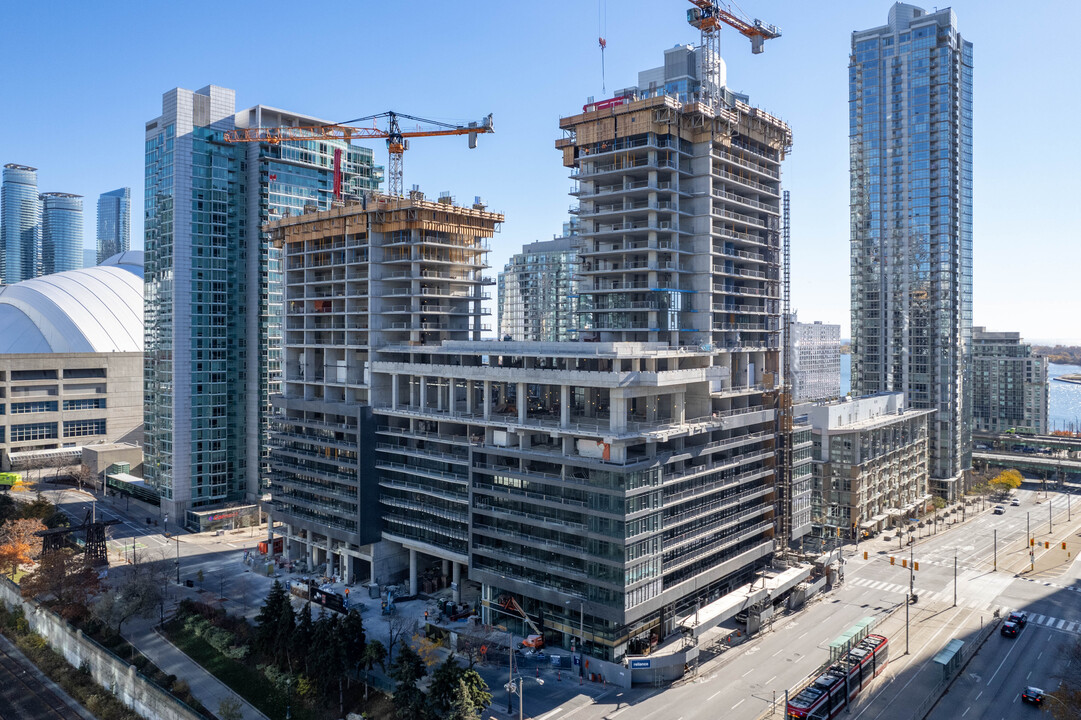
<box><xmin>838</xmin><ymin>354</ymin><xmax>1081</xmax><ymax>432</ymax></box>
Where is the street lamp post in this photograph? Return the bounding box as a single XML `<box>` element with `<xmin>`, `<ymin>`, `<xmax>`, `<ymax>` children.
<box><xmin>175</xmin><ymin>534</ymin><xmax>180</xmax><ymax>584</ymax></box>
<box><xmin>505</xmin><ymin>676</ymin><xmax>542</xmax><ymax>720</ymax></box>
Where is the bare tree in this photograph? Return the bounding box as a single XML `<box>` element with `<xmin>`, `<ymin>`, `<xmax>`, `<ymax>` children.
<box><xmin>93</xmin><ymin>549</ymin><xmax>169</xmax><ymax>636</ymax></box>
<box><xmin>69</xmin><ymin>464</ymin><xmax>96</xmax><ymax>494</ymax></box>
<box><xmin>386</xmin><ymin>612</ymin><xmax>416</xmax><ymax>665</ymax></box>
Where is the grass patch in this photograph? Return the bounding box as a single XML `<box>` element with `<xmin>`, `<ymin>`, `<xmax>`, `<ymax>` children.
<box><xmin>163</xmin><ymin>618</ymin><xmax>308</xmax><ymax>720</ymax></box>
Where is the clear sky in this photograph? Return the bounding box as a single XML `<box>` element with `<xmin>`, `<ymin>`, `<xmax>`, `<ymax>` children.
<box><xmin>2</xmin><ymin>1</ymin><xmax>1078</xmax><ymax>343</ymax></box>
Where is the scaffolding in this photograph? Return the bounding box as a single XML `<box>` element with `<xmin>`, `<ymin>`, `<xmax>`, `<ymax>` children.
<box><xmin>778</xmin><ymin>190</ymin><xmax>793</xmax><ymax>559</ymax></box>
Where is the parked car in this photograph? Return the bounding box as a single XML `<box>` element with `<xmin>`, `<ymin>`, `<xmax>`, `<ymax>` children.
<box><xmin>1021</xmin><ymin>686</ymin><xmax>1044</xmax><ymax>705</ymax></box>
<box><xmin>993</xmin><ymin>505</ymin><xmax>1006</xmax><ymax>515</ymax></box>
<box><xmin>1008</xmin><ymin>611</ymin><xmax>1028</xmax><ymax>627</ymax></box>
<box><xmin>1001</xmin><ymin>620</ymin><xmax>1020</xmax><ymax>637</ymax></box>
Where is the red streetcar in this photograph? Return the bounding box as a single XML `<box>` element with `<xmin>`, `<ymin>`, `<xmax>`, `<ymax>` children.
<box><xmin>786</xmin><ymin>634</ymin><xmax>889</xmax><ymax>719</ymax></box>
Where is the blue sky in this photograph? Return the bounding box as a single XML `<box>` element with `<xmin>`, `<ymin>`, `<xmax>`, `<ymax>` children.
<box><xmin>2</xmin><ymin>0</ymin><xmax>1078</xmax><ymax>342</ymax></box>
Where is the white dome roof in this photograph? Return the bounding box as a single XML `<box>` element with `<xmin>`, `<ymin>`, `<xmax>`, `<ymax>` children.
<box><xmin>0</xmin><ymin>251</ymin><xmax>144</xmax><ymax>354</ymax></box>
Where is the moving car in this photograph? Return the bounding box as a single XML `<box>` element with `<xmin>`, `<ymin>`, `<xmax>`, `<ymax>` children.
<box><xmin>993</xmin><ymin>505</ymin><xmax>1006</xmax><ymax>515</ymax></box>
<box><xmin>1001</xmin><ymin>620</ymin><xmax>1020</xmax><ymax>637</ymax></box>
<box><xmin>1021</xmin><ymin>687</ymin><xmax>1044</xmax><ymax>705</ymax></box>
<box><xmin>1010</xmin><ymin>498</ymin><xmax>1021</xmax><ymax>506</ymax></box>
<box><xmin>1008</xmin><ymin>611</ymin><xmax>1028</xmax><ymax>627</ymax></box>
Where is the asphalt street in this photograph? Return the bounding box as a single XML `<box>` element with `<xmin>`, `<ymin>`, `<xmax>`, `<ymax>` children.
<box><xmin>21</xmin><ymin>482</ymin><xmax>1081</xmax><ymax>720</ymax></box>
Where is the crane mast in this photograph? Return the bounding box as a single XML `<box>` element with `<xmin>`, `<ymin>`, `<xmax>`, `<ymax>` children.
<box><xmin>686</xmin><ymin>1</ymin><xmax>781</xmax><ymax>107</ymax></box>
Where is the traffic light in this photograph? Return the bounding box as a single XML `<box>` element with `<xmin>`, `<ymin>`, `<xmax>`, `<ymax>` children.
<box><xmin>1063</xmin><ymin>542</ymin><xmax>1068</xmax><ymax>550</ymax></box>
<box><xmin>1031</xmin><ymin>538</ymin><xmax>1036</xmax><ymax>546</ymax></box>
<box><xmin>890</xmin><ymin>556</ymin><xmax>895</xmax><ymax>565</ymax></box>
<box><xmin>864</xmin><ymin>551</ymin><xmax>868</xmax><ymax>560</ymax></box>
<box><xmin>902</xmin><ymin>559</ymin><xmax>908</xmax><ymax>569</ymax></box>
<box><xmin>1045</xmin><ymin>541</ymin><xmax>1050</xmax><ymax>549</ymax></box>
<box><xmin>914</xmin><ymin>562</ymin><xmax>919</xmax><ymax>571</ymax></box>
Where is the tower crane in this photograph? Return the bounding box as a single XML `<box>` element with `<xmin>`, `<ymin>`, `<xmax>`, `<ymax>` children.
<box><xmin>685</xmin><ymin>1</ymin><xmax>781</xmax><ymax>107</ymax></box>
<box><xmin>223</xmin><ymin>111</ymin><xmax>494</xmax><ymax>198</ymax></box>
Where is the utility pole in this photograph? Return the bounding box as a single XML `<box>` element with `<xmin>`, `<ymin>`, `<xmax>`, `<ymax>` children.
<box><xmin>507</xmin><ymin>631</ymin><xmax>514</xmax><ymax>715</ymax></box>
<box><xmin>953</xmin><ymin>554</ymin><xmax>957</xmax><ymax>607</ymax></box>
<box><xmin>175</xmin><ymin>534</ymin><xmax>180</xmax><ymax>584</ymax></box>
<box><xmin>909</xmin><ymin>543</ymin><xmax>914</xmax><ymax>597</ymax></box>
<box><xmin>905</xmin><ymin>592</ymin><xmax>910</xmax><ymax>656</ymax></box>
<box><xmin>579</xmin><ymin>601</ymin><xmax>585</xmax><ymax>685</ymax></box>
<box><xmin>994</xmin><ymin>528</ymin><xmax>997</xmax><ymax>571</ymax></box>
<box><xmin>1049</xmin><ymin>498</ymin><xmax>1053</xmax><ymax>533</ymax></box>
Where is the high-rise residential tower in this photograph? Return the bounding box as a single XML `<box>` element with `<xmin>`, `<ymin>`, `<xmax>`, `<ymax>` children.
<box><xmin>143</xmin><ymin>85</ymin><xmax>382</xmax><ymax>519</ymax></box>
<box><xmin>1</xmin><ymin>164</ymin><xmax>41</xmax><ymax>285</ymax></box>
<box><xmin>497</xmin><ymin>231</ymin><xmax>579</xmax><ymax>342</ymax></box>
<box><xmin>97</xmin><ymin>187</ymin><xmax>131</xmax><ymax>264</ymax></box>
<box><xmin>40</xmin><ymin>193</ymin><xmax>84</xmax><ymax>275</ymax></box>
<box><xmin>850</xmin><ymin>3</ymin><xmax>973</xmax><ymax>499</ymax></box>
<box><xmin>789</xmin><ymin>315</ymin><xmax>841</xmax><ymax>403</ymax></box>
<box><xmin>266</xmin><ymin>44</ymin><xmax>799</xmax><ymax>665</ymax></box>
<box><xmin>971</xmin><ymin>327</ymin><xmax>1048</xmax><ymax>435</ymax></box>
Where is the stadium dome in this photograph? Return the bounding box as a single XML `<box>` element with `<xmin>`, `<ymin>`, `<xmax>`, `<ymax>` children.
<box><xmin>0</xmin><ymin>251</ymin><xmax>144</xmax><ymax>354</ymax></box>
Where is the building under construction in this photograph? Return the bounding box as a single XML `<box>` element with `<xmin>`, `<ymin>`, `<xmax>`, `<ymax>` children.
<box><xmin>267</xmin><ymin>38</ymin><xmax>811</xmax><ymax>663</ymax></box>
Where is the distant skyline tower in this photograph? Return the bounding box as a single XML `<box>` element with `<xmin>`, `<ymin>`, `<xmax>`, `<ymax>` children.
<box><xmin>849</xmin><ymin>3</ymin><xmax>973</xmax><ymax>499</ymax></box>
<box><xmin>97</xmin><ymin>187</ymin><xmax>130</xmax><ymax>263</ymax></box>
<box><xmin>1</xmin><ymin>164</ymin><xmax>41</xmax><ymax>284</ymax></box>
<box><xmin>143</xmin><ymin>85</ymin><xmax>383</xmax><ymax>519</ymax></box>
<box><xmin>41</xmin><ymin>192</ymin><xmax>84</xmax><ymax>275</ymax></box>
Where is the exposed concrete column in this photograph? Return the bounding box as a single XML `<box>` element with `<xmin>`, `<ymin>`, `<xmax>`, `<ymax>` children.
<box><xmin>646</xmin><ymin>393</ymin><xmax>656</xmax><ymax>421</ymax></box>
<box><xmin>442</xmin><ymin>559</ymin><xmax>450</xmax><ymax>577</ymax></box>
<box><xmin>391</xmin><ymin>374</ymin><xmax>399</xmax><ymax>409</ymax></box>
<box><xmin>419</xmin><ymin>377</ymin><xmax>427</xmax><ymax>409</ymax></box>
<box><xmin>437</xmin><ymin>378</ymin><xmax>445</xmax><ymax>411</ymax></box>
<box><xmin>610</xmin><ymin>393</ymin><xmax>627</xmax><ymax>432</ymax></box>
<box><xmin>283</xmin><ymin>523</ymin><xmax>292</xmax><ymax>561</ymax></box>
<box><xmin>410</xmin><ymin>375</ymin><xmax>417</xmax><ymax>406</ymax></box>
<box><xmin>483</xmin><ymin>381</ymin><xmax>492</xmax><ymax>420</ymax></box>
<box><xmin>344</xmin><ymin>552</ymin><xmax>354</xmax><ymax>585</ymax></box>
<box><xmin>327</xmin><ymin>536</ymin><xmax>333</xmax><ymax>575</ymax></box>
<box><xmin>675</xmin><ymin>391</ymin><xmax>685</xmax><ymax>424</ymax></box>
<box><xmin>309</xmin><ymin>540</ymin><xmax>316</xmax><ymax>568</ymax></box>
<box><xmin>517</xmin><ymin>382</ymin><xmax>527</xmax><ymax>424</ymax></box>
<box><xmin>466</xmin><ymin>380</ymin><xmax>475</xmax><ymax>413</ymax></box>
<box><xmin>561</xmin><ymin>385</ymin><xmax>570</xmax><ymax>428</ymax></box>
<box><xmin>408</xmin><ymin>549</ymin><xmax>418</xmax><ymax>596</ymax></box>
<box><xmin>452</xmin><ymin>562</ymin><xmax>462</xmax><ymax>603</ymax></box>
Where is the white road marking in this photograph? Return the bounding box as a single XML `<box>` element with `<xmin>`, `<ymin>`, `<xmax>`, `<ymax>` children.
<box><xmin>975</xmin><ymin>691</ymin><xmax>983</xmax><ymax>701</ymax></box>
<box><xmin>767</xmin><ymin>675</ymin><xmax>777</xmax><ymax>685</ymax></box>
<box><xmin>537</xmin><ymin>709</ymin><xmax>563</xmax><ymax>720</ymax></box>
<box><xmin>798</xmin><ymin>632</ymin><xmax>808</xmax><ymax>640</ymax></box>
<box><xmin>771</xmin><ymin>649</ymin><xmax>783</xmax><ymax>657</ymax></box>
<box><xmin>1057</xmin><ymin>619</ymin><xmax>1066</xmax><ymax>630</ymax></box>
<box><xmin>742</xmin><ymin>668</ymin><xmax>753</xmax><ymax>677</ymax></box>
<box><xmin>708</xmin><ymin>691</ymin><xmax>722</xmax><ymax>701</ymax></box>
<box><xmin>987</xmin><ymin>626</ymin><xmax>1025</xmax><ymax>686</ymax></box>
<box><xmin>962</xmin><ymin>707</ymin><xmax>970</xmax><ymax>717</ymax></box>
<box><xmin>731</xmin><ymin>699</ymin><xmax>745</xmax><ymax>710</ymax></box>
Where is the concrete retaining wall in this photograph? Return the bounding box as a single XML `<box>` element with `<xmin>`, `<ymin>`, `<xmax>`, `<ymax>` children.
<box><xmin>0</xmin><ymin>578</ymin><xmax>205</xmax><ymax>720</ymax></box>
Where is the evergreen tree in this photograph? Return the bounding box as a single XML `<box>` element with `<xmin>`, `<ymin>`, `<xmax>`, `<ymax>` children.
<box><xmin>390</xmin><ymin>645</ymin><xmax>430</xmax><ymax>720</ymax></box>
<box><xmin>427</xmin><ymin>655</ymin><xmax>464</xmax><ymax>717</ymax></box>
<box><xmin>274</xmin><ymin>597</ymin><xmax>296</xmax><ymax>669</ymax></box>
<box><xmin>293</xmin><ymin>602</ymin><xmax>314</xmax><ymax>675</ymax></box>
<box><xmin>341</xmin><ymin>608</ymin><xmax>366</xmax><ymax>671</ymax></box>
<box><xmin>447</xmin><ymin>677</ymin><xmax>481</xmax><ymax>720</ymax></box>
<box><xmin>255</xmin><ymin>580</ymin><xmax>287</xmax><ymax>655</ymax></box>
<box><xmin>458</xmin><ymin>668</ymin><xmax>492</xmax><ymax>712</ymax></box>
<box><xmin>388</xmin><ymin>643</ymin><xmax>426</xmax><ymax>686</ymax></box>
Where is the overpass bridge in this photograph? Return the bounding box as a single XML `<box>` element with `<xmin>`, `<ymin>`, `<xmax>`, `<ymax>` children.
<box><xmin>972</xmin><ymin>451</ymin><xmax>1081</xmax><ymax>478</ymax></box>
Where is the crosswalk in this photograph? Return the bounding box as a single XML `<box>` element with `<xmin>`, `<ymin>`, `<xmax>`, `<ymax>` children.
<box><xmin>846</xmin><ymin>575</ymin><xmax>1081</xmax><ymax>634</ymax></box>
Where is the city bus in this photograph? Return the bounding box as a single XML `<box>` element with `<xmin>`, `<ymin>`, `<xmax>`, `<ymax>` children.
<box><xmin>786</xmin><ymin>634</ymin><xmax>889</xmax><ymax>719</ymax></box>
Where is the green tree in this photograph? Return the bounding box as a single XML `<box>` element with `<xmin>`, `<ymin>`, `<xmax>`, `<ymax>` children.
<box><xmin>255</xmin><ymin>579</ymin><xmax>288</xmax><ymax>656</ymax></box>
<box><xmin>390</xmin><ymin>644</ymin><xmax>430</xmax><ymax>720</ymax></box>
<box><xmin>427</xmin><ymin>655</ymin><xmax>464</xmax><ymax>717</ymax></box>
<box><xmin>360</xmin><ymin>639</ymin><xmax>387</xmax><ymax>701</ymax></box>
<box><xmin>292</xmin><ymin>602</ymin><xmax>314</xmax><ymax>675</ymax></box>
<box><xmin>457</xmin><ymin>668</ymin><xmax>492</xmax><ymax>713</ymax></box>
<box><xmin>447</xmin><ymin>677</ymin><xmax>481</xmax><ymax>720</ymax></box>
<box><xmin>341</xmin><ymin>608</ymin><xmax>366</xmax><ymax>671</ymax></box>
<box><xmin>274</xmin><ymin>598</ymin><xmax>296</xmax><ymax>669</ymax></box>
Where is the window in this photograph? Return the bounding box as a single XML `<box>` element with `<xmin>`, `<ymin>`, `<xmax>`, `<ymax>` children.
<box><xmin>63</xmin><ymin>368</ymin><xmax>107</xmax><ymax>379</ymax></box>
<box><xmin>11</xmin><ymin>369</ymin><xmax>58</xmax><ymax>381</ymax></box>
<box><xmin>11</xmin><ymin>422</ymin><xmax>58</xmax><ymax>442</ymax></box>
<box><xmin>63</xmin><ymin>419</ymin><xmax>106</xmax><ymax>437</ymax></box>
<box><xmin>63</xmin><ymin>398</ymin><xmax>107</xmax><ymax>411</ymax></box>
<box><xmin>10</xmin><ymin>401</ymin><xmax>58</xmax><ymax>414</ymax></box>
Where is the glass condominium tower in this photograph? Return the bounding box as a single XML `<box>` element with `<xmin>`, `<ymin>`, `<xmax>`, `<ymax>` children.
<box><xmin>1</xmin><ymin>164</ymin><xmax>41</xmax><ymax>285</ymax></box>
<box><xmin>41</xmin><ymin>193</ymin><xmax>84</xmax><ymax>275</ymax></box>
<box><xmin>97</xmin><ymin>187</ymin><xmax>131</xmax><ymax>263</ymax></box>
<box><xmin>143</xmin><ymin>85</ymin><xmax>382</xmax><ymax>518</ymax></box>
<box><xmin>850</xmin><ymin>3</ymin><xmax>973</xmax><ymax>499</ymax></box>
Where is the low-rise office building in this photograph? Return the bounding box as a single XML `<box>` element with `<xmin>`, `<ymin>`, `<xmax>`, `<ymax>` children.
<box><xmin>809</xmin><ymin>393</ymin><xmax>933</xmax><ymax>541</ymax></box>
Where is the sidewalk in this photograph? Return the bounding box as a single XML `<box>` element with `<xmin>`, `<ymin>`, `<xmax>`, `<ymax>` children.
<box><xmin>122</xmin><ymin>612</ymin><xmax>269</xmax><ymax>720</ymax></box>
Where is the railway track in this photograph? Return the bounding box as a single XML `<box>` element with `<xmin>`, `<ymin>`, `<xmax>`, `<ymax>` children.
<box><xmin>0</xmin><ymin>634</ymin><xmax>87</xmax><ymax>720</ymax></box>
